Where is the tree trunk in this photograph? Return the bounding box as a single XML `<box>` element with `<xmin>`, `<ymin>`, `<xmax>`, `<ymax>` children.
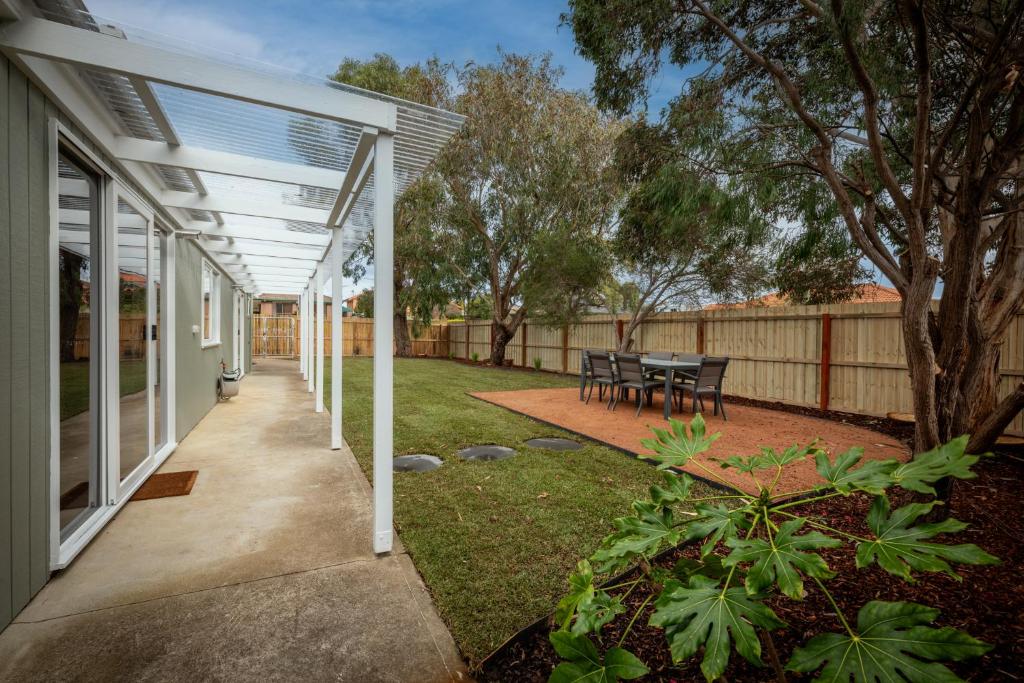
<box><xmin>394</xmin><ymin>308</ymin><xmax>412</xmax><ymax>357</ymax></box>
<box><xmin>490</xmin><ymin>326</ymin><xmax>514</xmax><ymax>365</ymax></box>
<box><xmin>59</xmin><ymin>252</ymin><xmax>83</xmax><ymax>363</ymax></box>
<box><xmin>617</xmin><ymin>317</ymin><xmax>640</xmax><ymax>353</ymax></box>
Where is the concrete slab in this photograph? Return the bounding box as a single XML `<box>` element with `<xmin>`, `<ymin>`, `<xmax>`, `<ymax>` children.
<box><xmin>1</xmin><ymin>358</ymin><xmax>467</xmax><ymax>682</ymax></box>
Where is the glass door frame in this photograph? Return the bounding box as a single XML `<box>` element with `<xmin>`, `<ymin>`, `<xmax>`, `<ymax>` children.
<box><xmin>48</xmin><ymin>121</ymin><xmax>179</xmax><ymax>569</ymax></box>
<box><xmin>107</xmin><ymin>182</ymin><xmax>157</xmax><ymax>503</ymax></box>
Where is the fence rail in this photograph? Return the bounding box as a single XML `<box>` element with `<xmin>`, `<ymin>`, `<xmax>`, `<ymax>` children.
<box><xmin>257</xmin><ymin>315</ymin><xmax>449</xmax><ymax>358</ymax></box>
<box><xmin>449</xmin><ymin>303</ymin><xmax>1024</xmax><ymax>436</ymax></box>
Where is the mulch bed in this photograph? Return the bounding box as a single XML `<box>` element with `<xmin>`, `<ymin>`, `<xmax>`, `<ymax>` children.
<box><xmin>477</xmin><ymin>452</ymin><xmax>1024</xmax><ymax>682</ymax></box>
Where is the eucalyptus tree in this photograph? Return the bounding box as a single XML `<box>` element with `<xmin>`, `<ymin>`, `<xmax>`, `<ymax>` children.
<box><xmin>566</xmin><ymin>0</ymin><xmax>1024</xmax><ymax>451</ymax></box>
<box><xmin>327</xmin><ymin>54</ymin><xmax>459</xmax><ymax>356</ymax></box>
<box><xmin>607</xmin><ymin>121</ymin><xmax>773</xmax><ymax>351</ymax></box>
<box><xmin>435</xmin><ymin>53</ymin><xmax>624</xmax><ymax>365</ymax></box>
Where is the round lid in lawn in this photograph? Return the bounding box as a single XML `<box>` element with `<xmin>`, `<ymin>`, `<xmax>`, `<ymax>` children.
<box><xmin>457</xmin><ymin>445</ymin><xmax>517</xmax><ymax>462</ymax></box>
<box><xmin>393</xmin><ymin>454</ymin><xmax>443</xmax><ymax>472</ymax></box>
<box><xmin>525</xmin><ymin>437</ymin><xmax>582</xmax><ymax>451</ymax></box>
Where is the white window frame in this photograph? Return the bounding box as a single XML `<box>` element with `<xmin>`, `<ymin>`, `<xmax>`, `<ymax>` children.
<box><xmin>200</xmin><ymin>258</ymin><xmax>221</xmax><ymax>347</ymax></box>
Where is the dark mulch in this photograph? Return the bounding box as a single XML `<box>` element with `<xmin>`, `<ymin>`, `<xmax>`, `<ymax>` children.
<box><xmin>477</xmin><ymin>453</ymin><xmax>1024</xmax><ymax>682</ymax></box>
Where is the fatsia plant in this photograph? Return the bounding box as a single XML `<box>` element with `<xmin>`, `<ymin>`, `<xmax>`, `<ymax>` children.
<box><xmin>550</xmin><ymin>415</ymin><xmax>997</xmax><ymax>682</ymax></box>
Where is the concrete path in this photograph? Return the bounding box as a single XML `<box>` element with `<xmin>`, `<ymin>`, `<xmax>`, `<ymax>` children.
<box><xmin>0</xmin><ymin>358</ymin><xmax>468</xmax><ymax>682</ymax></box>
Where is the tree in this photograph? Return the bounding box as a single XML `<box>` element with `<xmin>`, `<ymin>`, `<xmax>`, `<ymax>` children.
<box><xmin>435</xmin><ymin>53</ymin><xmax>624</xmax><ymax>364</ymax></box>
<box><xmin>606</xmin><ymin>121</ymin><xmax>773</xmax><ymax>351</ymax></box>
<box><xmin>329</xmin><ymin>54</ymin><xmax>458</xmax><ymax>356</ymax></box>
<box><xmin>353</xmin><ymin>288</ymin><xmax>374</xmax><ymax>318</ymax></box>
<box><xmin>566</xmin><ymin>0</ymin><xmax>1024</xmax><ymax>452</ymax></box>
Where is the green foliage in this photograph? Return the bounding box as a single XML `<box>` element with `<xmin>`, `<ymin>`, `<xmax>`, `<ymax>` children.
<box><xmin>533</xmin><ymin>356</ymin><xmax>543</xmax><ymax>371</ymax></box>
<box><xmin>787</xmin><ymin>601</ymin><xmax>992</xmax><ymax>683</ymax></box>
<box><xmin>550</xmin><ymin>417</ymin><xmax>996</xmax><ymax>682</ymax></box>
<box><xmin>548</xmin><ymin>631</ymin><xmax>648</xmax><ymax>683</ymax></box>
<box><xmin>353</xmin><ymin>289</ymin><xmax>373</xmax><ymax>318</ymax></box>
<box><xmin>470</xmin><ymin>351</ymin><xmax>479</xmax><ymax>363</ymax></box>
<box><xmin>434</xmin><ymin>52</ymin><xmax>625</xmax><ymax>360</ymax></box>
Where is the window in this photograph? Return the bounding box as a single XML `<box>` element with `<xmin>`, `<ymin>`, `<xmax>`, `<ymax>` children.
<box><xmin>201</xmin><ymin>260</ymin><xmax>221</xmax><ymax>346</ymax></box>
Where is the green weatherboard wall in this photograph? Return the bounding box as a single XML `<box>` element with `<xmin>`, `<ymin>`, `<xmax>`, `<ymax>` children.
<box><xmin>0</xmin><ymin>53</ymin><xmax>248</xmax><ymax>632</ymax></box>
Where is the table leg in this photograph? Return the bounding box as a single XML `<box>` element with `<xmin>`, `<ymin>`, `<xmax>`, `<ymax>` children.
<box><xmin>663</xmin><ymin>368</ymin><xmax>673</xmax><ymax>420</ymax></box>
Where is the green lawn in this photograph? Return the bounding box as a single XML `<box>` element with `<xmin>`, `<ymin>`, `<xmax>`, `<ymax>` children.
<box><xmin>60</xmin><ymin>359</ymin><xmax>147</xmax><ymax>421</ymax></box>
<box><xmin>325</xmin><ymin>357</ymin><xmax>713</xmax><ymax>663</ymax></box>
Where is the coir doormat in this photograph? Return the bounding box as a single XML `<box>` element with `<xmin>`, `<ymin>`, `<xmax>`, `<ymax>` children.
<box><xmin>130</xmin><ymin>470</ymin><xmax>198</xmax><ymax>501</ymax></box>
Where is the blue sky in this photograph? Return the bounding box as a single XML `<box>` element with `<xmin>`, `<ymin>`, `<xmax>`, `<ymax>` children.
<box><xmin>87</xmin><ymin>0</ymin><xmax>679</xmax><ymax>112</ymax></box>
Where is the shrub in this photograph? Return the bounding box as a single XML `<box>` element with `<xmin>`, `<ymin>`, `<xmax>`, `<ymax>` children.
<box><xmin>471</xmin><ymin>351</ymin><xmax>479</xmax><ymax>363</ymax></box>
<box><xmin>533</xmin><ymin>356</ymin><xmax>543</xmax><ymax>371</ymax></box>
<box><xmin>550</xmin><ymin>415</ymin><xmax>997</xmax><ymax>683</ymax></box>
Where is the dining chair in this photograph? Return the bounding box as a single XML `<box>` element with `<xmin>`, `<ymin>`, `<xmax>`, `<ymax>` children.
<box><xmin>586</xmin><ymin>351</ymin><xmax>618</xmax><ymax>408</ymax></box>
<box><xmin>614</xmin><ymin>353</ymin><xmax>663</xmax><ymax>417</ymax></box>
<box><xmin>579</xmin><ymin>349</ymin><xmax>597</xmax><ymax>401</ymax></box>
<box><xmin>673</xmin><ymin>356</ymin><xmax>730</xmax><ymax>419</ymax></box>
<box><xmin>673</xmin><ymin>352</ymin><xmax>705</xmax><ymax>380</ymax></box>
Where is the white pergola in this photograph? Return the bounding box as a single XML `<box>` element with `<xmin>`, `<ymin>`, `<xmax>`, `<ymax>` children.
<box><xmin>0</xmin><ymin>2</ymin><xmax>463</xmax><ymax>554</ymax></box>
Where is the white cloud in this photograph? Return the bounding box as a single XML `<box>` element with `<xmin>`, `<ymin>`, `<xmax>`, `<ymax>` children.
<box><xmin>86</xmin><ymin>0</ymin><xmax>312</xmax><ymax>73</ymax></box>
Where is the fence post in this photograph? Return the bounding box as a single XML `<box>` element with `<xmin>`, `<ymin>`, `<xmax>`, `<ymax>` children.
<box><xmin>696</xmin><ymin>314</ymin><xmax>706</xmax><ymax>354</ymax></box>
<box><xmin>465</xmin><ymin>322</ymin><xmax>470</xmax><ymax>359</ymax></box>
<box><xmin>819</xmin><ymin>313</ymin><xmax>832</xmax><ymax>411</ymax></box>
<box><xmin>562</xmin><ymin>325</ymin><xmax>569</xmax><ymax>374</ymax></box>
<box><xmin>521</xmin><ymin>323</ymin><xmax>528</xmax><ymax>367</ymax></box>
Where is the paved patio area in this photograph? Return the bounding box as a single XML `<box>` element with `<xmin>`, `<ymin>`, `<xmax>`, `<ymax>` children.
<box><xmin>471</xmin><ymin>387</ymin><xmax>909</xmax><ymax>494</ymax></box>
<box><xmin>0</xmin><ymin>358</ymin><xmax>467</xmax><ymax>682</ymax></box>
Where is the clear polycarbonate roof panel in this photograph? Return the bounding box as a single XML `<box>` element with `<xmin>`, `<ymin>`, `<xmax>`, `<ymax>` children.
<box><xmin>33</xmin><ymin>1</ymin><xmax>464</xmax><ymax>293</ymax></box>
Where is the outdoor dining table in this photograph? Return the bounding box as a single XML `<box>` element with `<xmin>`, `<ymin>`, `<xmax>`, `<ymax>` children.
<box><xmin>580</xmin><ymin>355</ymin><xmax>700</xmax><ymax>420</ymax></box>
<box><xmin>638</xmin><ymin>358</ymin><xmax>701</xmax><ymax>420</ymax></box>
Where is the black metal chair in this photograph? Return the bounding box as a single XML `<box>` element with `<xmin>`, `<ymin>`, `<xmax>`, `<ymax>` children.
<box><xmin>579</xmin><ymin>349</ymin><xmax>597</xmax><ymax>401</ymax></box>
<box><xmin>586</xmin><ymin>351</ymin><xmax>618</xmax><ymax>408</ymax></box>
<box><xmin>673</xmin><ymin>352</ymin><xmax>705</xmax><ymax>380</ymax></box>
<box><xmin>673</xmin><ymin>356</ymin><xmax>729</xmax><ymax>419</ymax></box>
<box><xmin>614</xmin><ymin>353</ymin><xmax>664</xmax><ymax>417</ymax></box>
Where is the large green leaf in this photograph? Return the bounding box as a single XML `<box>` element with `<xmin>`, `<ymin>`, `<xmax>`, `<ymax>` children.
<box><xmin>650</xmin><ymin>575</ymin><xmax>785</xmax><ymax>682</ymax></box>
<box><xmin>855</xmin><ymin>496</ymin><xmax>998</xmax><ymax>580</ymax></box>
<box><xmin>684</xmin><ymin>503</ymin><xmax>750</xmax><ymax>557</ymax></box>
<box><xmin>555</xmin><ymin>560</ymin><xmax>596</xmax><ymax>630</ymax></box>
<box><xmin>787</xmin><ymin>600</ymin><xmax>991</xmax><ymax>682</ymax></box>
<box><xmin>724</xmin><ymin>519</ymin><xmax>841</xmax><ymax>599</ymax></box>
<box><xmin>548</xmin><ymin>632</ymin><xmax>649</xmax><ymax>683</ymax></box>
<box><xmin>717</xmin><ymin>442</ymin><xmax>820</xmax><ymax>474</ymax></box>
<box><xmin>890</xmin><ymin>436</ymin><xmax>980</xmax><ymax>494</ymax></box>
<box><xmin>650</xmin><ymin>470</ymin><xmax>695</xmax><ymax>508</ymax></box>
<box><xmin>590</xmin><ymin>502</ymin><xmax>682</xmax><ymax>572</ymax></box>
<box><xmin>814</xmin><ymin>447</ymin><xmax>899</xmax><ymax>494</ymax></box>
<box><xmin>640</xmin><ymin>414</ymin><xmax>720</xmax><ymax>470</ymax></box>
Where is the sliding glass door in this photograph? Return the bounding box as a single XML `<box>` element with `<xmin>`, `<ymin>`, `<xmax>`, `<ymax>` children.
<box><xmin>56</xmin><ymin>151</ymin><xmax>103</xmax><ymax>541</ymax></box>
<box><xmin>53</xmin><ymin>132</ymin><xmax>173</xmax><ymax>563</ymax></box>
<box><xmin>111</xmin><ymin>185</ymin><xmax>159</xmax><ymax>499</ymax></box>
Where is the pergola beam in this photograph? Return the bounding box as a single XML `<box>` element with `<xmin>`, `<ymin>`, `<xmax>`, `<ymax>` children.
<box><xmin>115</xmin><ymin>136</ymin><xmax>346</xmax><ymax>189</ymax></box>
<box><xmin>327</xmin><ymin>127</ymin><xmax>376</xmax><ymax>228</ymax></box>
<box><xmin>0</xmin><ymin>18</ymin><xmax>398</xmax><ymax>131</ymax></box>
<box><xmin>160</xmin><ymin>191</ymin><xmax>330</xmax><ymax>224</ymax></box>
<box><xmin>203</xmin><ymin>241</ymin><xmax>323</xmax><ymax>260</ymax></box>
<box><xmin>187</xmin><ymin>222</ymin><xmax>330</xmax><ymax>247</ymax></box>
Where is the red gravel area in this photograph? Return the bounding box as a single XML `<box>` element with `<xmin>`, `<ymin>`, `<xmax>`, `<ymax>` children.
<box><xmin>471</xmin><ymin>388</ymin><xmax>909</xmax><ymax>494</ymax></box>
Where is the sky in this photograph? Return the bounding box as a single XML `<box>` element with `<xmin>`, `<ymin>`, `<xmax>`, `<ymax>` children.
<box><xmin>86</xmin><ymin>0</ymin><xmax>685</xmax><ymax>297</ymax></box>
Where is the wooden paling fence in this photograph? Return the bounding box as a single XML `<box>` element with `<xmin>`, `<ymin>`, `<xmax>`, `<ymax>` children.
<box><xmin>255</xmin><ymin>315</ymin><xmax>449</xmax><ymax>358</ymax></box>
<box><xmin>449</xmin><ymin>303</ymin><xmax>1024</xmax><ymax>436</ymax></box>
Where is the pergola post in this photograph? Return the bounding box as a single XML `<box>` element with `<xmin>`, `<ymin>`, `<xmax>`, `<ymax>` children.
<box><xmin>315</xmin><ymin>268</ymin><xmax>325</xmax><ymax>413</ymax></box>
<box><xmin>298</xmin><ymin>292</ymin><xmax>306</xmax><ymax>376</ymax></box>
<box><xmin>330</xmin><ymin>231</ymin><xmax>343</xmax><ymax>450</ymax></box>
<box><xmin>306</xmin><ymin>282</ymin><xmax>314</xmax><ymax>394</ymax></box>
<box><xmin>372</xmin><ymin>133</ymin><xmax>395</xmax><ymax>555</ymax></box>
